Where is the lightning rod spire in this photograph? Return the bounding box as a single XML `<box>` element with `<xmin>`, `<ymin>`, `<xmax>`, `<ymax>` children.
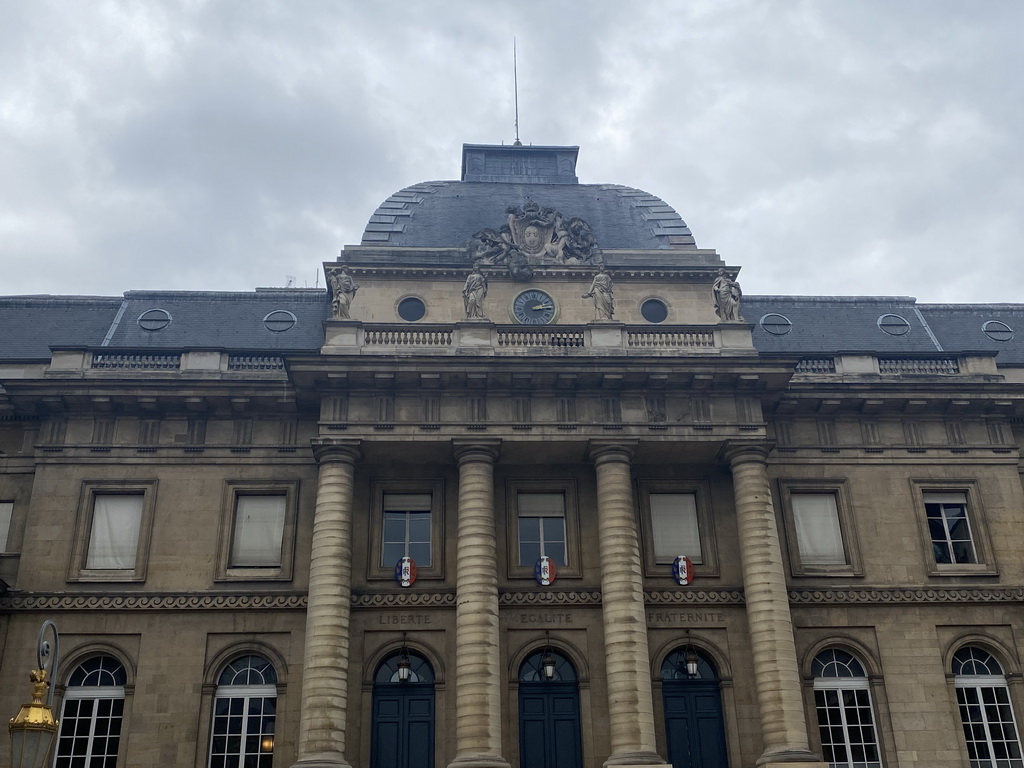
<box><xmin>513</xmin><ymin>38</ymin><xmax>522</xmax><ymax>146</ymax></box>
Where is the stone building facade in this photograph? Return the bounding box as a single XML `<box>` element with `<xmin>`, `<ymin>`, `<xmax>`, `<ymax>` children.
<box><xmin>2</xmin><ymin>143</ymin><xmax>1024</xmax><ymax>768</ymax></box>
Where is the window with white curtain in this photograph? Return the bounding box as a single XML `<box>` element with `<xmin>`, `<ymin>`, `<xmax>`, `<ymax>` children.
<box><xmin>0</xmin><ymin>501</ymin><xmax>12</xmax><ymax>552</ymax></box>
<box><xmin>792</xmin><ymin>493</ymin><xmax>847</xmax><ymax>566</ymax></box>
<box><xmin>229</xmin><ymin>496</ymin><xmax>286</xmax><ymax>568</ymax></box>
<box><xmin>649</xmin><ymin>493</ymin><xmax>702</xmax><ymax>564</ymax></box>
<box><xmin>86</xmin><ymin>495</ymin><xmax>144</xmax><ymax>570</ymax></box>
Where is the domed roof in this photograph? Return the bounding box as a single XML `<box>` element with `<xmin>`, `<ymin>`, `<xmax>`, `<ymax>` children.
<box><xmin>361</xmin><ymin>144</ymin><xmax>696</xmax><ymax>252</ymax></box>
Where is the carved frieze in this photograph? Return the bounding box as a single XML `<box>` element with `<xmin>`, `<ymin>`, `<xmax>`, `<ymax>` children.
<box><xmin>467</xmin><ymin>201</ymin><xmax>602</xmax><ymax>281</ymax></box>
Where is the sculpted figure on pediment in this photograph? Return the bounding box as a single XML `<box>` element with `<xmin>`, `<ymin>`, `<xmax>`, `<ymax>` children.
<box><xmin>466</xmin><ymin>201</ymin><xmax>601</xmax><ymax>281</ymax></box>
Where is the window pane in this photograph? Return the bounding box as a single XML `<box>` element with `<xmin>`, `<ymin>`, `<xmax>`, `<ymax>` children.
<box><xmin>649</xmin><ymin>493</ymin><xmax>701</xmax><ymax>564</ymax></box>
<box><xmin>86</xmin><ymin>495</ymin><xmax>143</xmax><ymax>569</ymax></box>
<box><xmin>381</xmin><ymin>494</ymin><xmax>432</xmax><ymax>568</ymax></box>
<box><xmin>792</xmin><ymin>493</ymin><xmax>845</xmax><ymax>565</ymax></box>
<box><xmin>0</xmin><ymin>501</ymin><xmax>11</xmax><ymax>552</ymax></box>
<box><xmin>230</xmin><ymin>496</ymin><xmax>286</xmax><ymax>567</ymax></box>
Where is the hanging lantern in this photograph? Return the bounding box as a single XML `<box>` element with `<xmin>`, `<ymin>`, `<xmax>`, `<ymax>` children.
<box><xmin>394</xmin><ymin>556</ymin><xmax>417</xmax><ymax>588</ymax></box>
<box><xmin>672</xmin><ymin>555</ymin><xmax>694</xmax><ymax>586</ymax></box>
<box><xmin>540</xmin><ymin>631</ymin><xmax>557</xmax><ymax>680</ymax></box>
<box><xmin>534</xmin><ymin>555</ymin><xmax>557</xmax><ymax>586</ymax></box>
<box><xmin>686</xmin><ymin>649</ymin><xmax>700</xmax><ymax>678</ymax></box>
<box><xmin>397</xmin><ymin>654</ymin><xmax>411</xmax><ymax>682</ymax></box>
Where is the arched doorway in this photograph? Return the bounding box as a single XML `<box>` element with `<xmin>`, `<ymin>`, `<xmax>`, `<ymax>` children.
<box><xmin>371</xmin><ymin>650</ymin><xmax>435</xmax><ymax>768</ymax></box>
<box><xmin>660</xmin><ymin>647</ymin><xmax>729</xmax><ymax>768</ymax></box>
<box><xmin>518</xmin><ymin>648</ymin><xmax>583</xmax><ymax>768</ymax></box>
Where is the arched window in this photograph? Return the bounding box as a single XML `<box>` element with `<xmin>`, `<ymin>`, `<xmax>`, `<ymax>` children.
<box><xmin>812</xmin><ymin>649</ymin><xmax>881</xmax><ymax>768</ymax></box>
<box><xmin>952</xmin><ymin>646</ymin><xmax>1024</xmax><ymax>768</ymax></box>
<box><xmin>54</xmin><ymin>655</ymin><xmax>127</xmax><ymax>768</ymax></box>
<box><xmin>209</xmin><ymin>654</ymin><xmax>278</xmax><ymax>768</ymax></box>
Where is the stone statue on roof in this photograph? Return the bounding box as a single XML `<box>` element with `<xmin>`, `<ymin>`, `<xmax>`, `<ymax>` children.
<box><xmin>582</xmin><ymin>269</ymin><xmax>615</xmax><ymax>320</ymax></box>
<box><xmin>462</xmin><ymin>266</ymin><xmax>488</xmax><ymax>319</ymax></box>
<box><xmin>712</xmin><ymin>268</ymin><xmax>743</xmax><ymax>322</ymax></box>
<box><xmin>329</xmin><ymin>268</ymin><xmax>359</xmax><ymax>320</ymax></box>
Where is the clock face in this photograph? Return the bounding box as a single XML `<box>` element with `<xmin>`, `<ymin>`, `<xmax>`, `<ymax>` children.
<box><xmin>512</xmin><ymin>289</ymin><xmax>557</xmax><ymax>325</ymax></box>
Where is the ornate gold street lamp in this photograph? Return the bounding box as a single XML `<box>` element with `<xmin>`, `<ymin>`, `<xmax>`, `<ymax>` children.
<box><xmin>8</xmin><ymin>620</ymin><xmax>60</xmax><ymax>768</ymax></box>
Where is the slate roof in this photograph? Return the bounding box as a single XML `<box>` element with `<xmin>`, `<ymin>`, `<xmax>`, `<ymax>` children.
<box><xmin>360</xmin><ymin>181</ymin><xmax>697</xmax><ymax>251</ymax></box>
<box><xmin>104</xmin><ymin>290</ymin><xmax>328</xmax><ymax>352</ymax></box>
<box><xmin>4</xmin><ymin>292</ymin><xmax>1024</xmax><ymax>368</ymax></box>
<box><xmin>745</xmin><ymin>296</ymin><xmax>1024</xmax><ymax>365</ymax></box>
<box><xmin>0</xmin><ymin>296</ymin><xmax>122</xmax><ymax>361</ymax></box>
<box><xmin>0</xmin><ymin>291</ymin><xmax>328</xmax><ymax>361</ymax></box>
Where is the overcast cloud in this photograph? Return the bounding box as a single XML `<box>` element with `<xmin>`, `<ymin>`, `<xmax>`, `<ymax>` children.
<box><xmin>2</xmin><ymin>0</ymin><xmax>1022</xmax><ymax>302</ymax></box>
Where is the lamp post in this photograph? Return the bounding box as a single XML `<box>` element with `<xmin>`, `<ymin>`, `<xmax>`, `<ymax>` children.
<box><xmin>9</xmin><ymin>620</ymin><xmax>60</xmax><ymax>768</ymax></box>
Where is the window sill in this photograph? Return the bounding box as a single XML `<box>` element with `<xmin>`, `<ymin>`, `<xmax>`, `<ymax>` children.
<box><xmin>68</xmin><ymin>570</ymin><xmax>144</xmax><ymax>583</ymax></box>
<box><xmin>928</xmin><ymin>563</ymin><xmax>998</xmax><ymax>577</ymax></box>
<box><xmin>216</xmin><ymin>568</ymin><xmax>292</xmax><ymax>582</ymax></box>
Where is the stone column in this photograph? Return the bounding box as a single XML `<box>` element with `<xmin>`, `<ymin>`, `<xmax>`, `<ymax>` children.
<box><xmin>588</xmin><ymin>441</ymin><xmax>669</xmax><ymax>768</ymax></box>
<box><xmin>291</xmin><ymin>438</ymin><xmax>361</xmax><ymax>768</ymax></box>
<box><xmin>448</xmin><ymin>440</ymin><xmax>510</xmax><ymax>768</ymax></box>
<box><xmin>724</xmin><ymin>443</ymin><xmax>825</xmax><ymax>767</ymax></box>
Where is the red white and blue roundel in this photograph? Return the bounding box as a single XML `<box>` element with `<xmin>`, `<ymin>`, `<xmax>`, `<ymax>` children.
<box><xmin>534</xmin><ymin>555</ymin><xmax>557</xmax><ymax>586</ymax></box>
<box><xmin>395</xmin><ymin>556</ymin><xmax>417</xmax><ymax>588</ymax></box>
<box><xmin>672</xmin><ymin>555</ymin><xmax>695</xmax><ymax>586</ymax></box>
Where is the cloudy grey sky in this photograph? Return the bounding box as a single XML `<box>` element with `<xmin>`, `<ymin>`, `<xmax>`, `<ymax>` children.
<box><xmin>2</xmin><ymin>1</ymin><xmax>1022</xmax><ymax>302</ymax></box>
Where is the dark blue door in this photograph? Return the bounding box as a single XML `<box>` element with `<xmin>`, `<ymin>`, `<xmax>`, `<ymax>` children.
<box><xmin>661</xmin><ymin>649</ymin><xmax>728</xmax><ymax>768</ymax></box>
<box><xmin>518</xmin><ymin>650</ymin><xmax>583</xmax><ymax>768</ymax></box>
<box><xmin>372</xmin><ymin>652</ymin><xmax>435</xmax><ymax>768</ymax></box>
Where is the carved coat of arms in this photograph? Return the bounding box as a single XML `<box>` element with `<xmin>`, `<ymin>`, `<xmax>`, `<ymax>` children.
<box><xmin>467</xmin><ymin>201</ymin><xmax>602</xmax><ymax>281</ymax></box>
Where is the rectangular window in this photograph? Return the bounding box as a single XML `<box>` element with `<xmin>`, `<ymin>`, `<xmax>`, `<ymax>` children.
<box><xmin>230</xmin><ymin>496</ymin><xmax>287</xmax><ymax>568</ymax></box>
<box><xmin>368</xmin><ymin>480</ymin><xmax>444</xmax><ymax>581</ymax></box>
<box><xmin>925</xmin><ymin>492</ymin><xmax>977</xmax><ymax>564</ymax></box>
<box><xmin>791</xmin><ymin>493</ymin><xmax>846</xmax><ymax>566</ymax></box>
<box><xmin>381</xmin><ymin>492</ymin><xmax>432</xmax><ymax>568</ymax></box>
<box><xmin>0</xmin><ymin>502</ymin><xmax>12</xmax><ymax>553</ymax></box>
<box><xmin>517</xmin><ymin>492</ymin><xmax>566</xmax><ymax>566</ymax></box>
<box><xmin>85</xmin><ymin>495</ymin><xmax>144</xmax><ymax>569</ymax></box>
<box><xmin>69</xmin><ymin>481</ymin><xmax>157</xmax><ymax>582</ymax></box>
<box><xmin>217</xmin><ymin>481</ymin><xmax>298</xmax><ymax>581</ymax></box>
<box><xmin>649</xmin><ymin>493</ymin><xmax>702</xmax><ymax>565</ymax></box>
<box><xmin>778</xmin><ymin>480</ymin><xmax>861</xmax><ymax>577</ymax></box>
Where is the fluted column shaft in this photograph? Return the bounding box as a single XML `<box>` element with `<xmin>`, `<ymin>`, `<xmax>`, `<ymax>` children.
<box><xmin>727</xmin><ymin>445</ymin><xmax>822</xmax><ymax>766</ymax></box>
<box><xmin>293</xmin><ymin>439</ymin><xmax>360</xmax><ymax>768</ymax></box>
<box><xmin>448</xmin><ymin>440</ymin><xmax>509</xmax><ymax>768</ymax></box>
<box><xmin>590</xmin><ymin>442</ymin><xmax>667</xmax><ymax>767</ymax></box>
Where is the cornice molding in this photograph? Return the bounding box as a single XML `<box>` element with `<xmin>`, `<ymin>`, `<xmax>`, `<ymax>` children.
<box><xmin>645</xmin><ymin>589</ymin><xmax>745</xmax><ymax>605</ymax></box>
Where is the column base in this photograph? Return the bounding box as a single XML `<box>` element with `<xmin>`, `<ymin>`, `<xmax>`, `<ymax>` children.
<box><xmin>446</xmin><ymin>755</ymin><xmax>511</xmax><ymax>768</ymax></box>
<box><xmin>604</xmin><ymin>751</ymin><xmax>671</xmax><ymax>768</ymax></box>
<box><xmin>289</xmin><ymin>760</ymin><xmax>352</xmax><ymax>768</ymax></box>
<box><xmin>756</xmin><ymin>749</ymin><xmax>828</xmax><ymax>767</ymax></box>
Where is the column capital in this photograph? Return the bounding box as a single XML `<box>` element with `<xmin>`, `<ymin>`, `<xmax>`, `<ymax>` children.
<box><xmin>310</xmin><ymin>437</ymin><xmax>361</xmax><ymax>465</ymax></box>
<box><xmin>719</xmin><ymin>440</ymin><xmax>774</xmax><ymax>468</ymax></box>
<box><xmin>452</xmin><ymin>438</ymin><xmax>501</xmax><ymax>466</ymax></box>
<box><xmin>587</xmin><ymin>440</ymin><xmax>638</xmax><ymax>465</ymax></box>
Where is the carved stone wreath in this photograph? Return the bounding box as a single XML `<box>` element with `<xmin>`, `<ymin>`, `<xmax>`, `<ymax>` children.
<box><xmin>467</xmin><ymin>202</ymin><xmax>602</xmax><ymax>281</ymax></box>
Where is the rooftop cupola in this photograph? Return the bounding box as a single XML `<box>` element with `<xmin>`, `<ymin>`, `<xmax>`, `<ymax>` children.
<box><xmin>461</xmin><ymin>143</ymin><xmax>579</xmax><ymax>184</ymax></box>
